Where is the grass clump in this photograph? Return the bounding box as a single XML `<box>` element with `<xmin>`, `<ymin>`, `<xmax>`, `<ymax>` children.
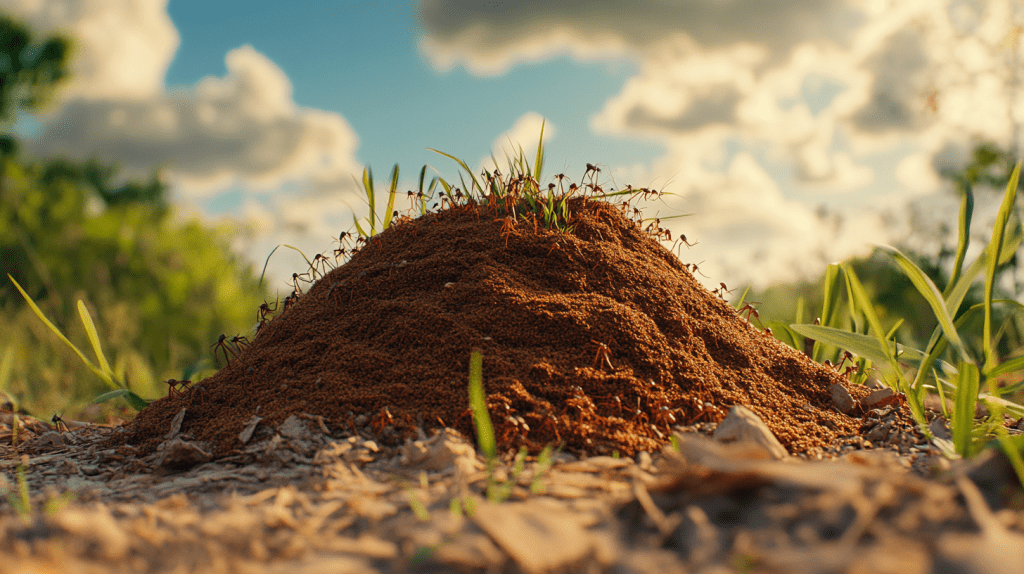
<box><xmin>8</xmin><ymin>274</ymin><xmax>148</xmax><ymax>411</ymax></box>
<box><xmin>787</xmin><ymin>164</ymin><xmax>1024</xmax><ymax>483</ymax></box>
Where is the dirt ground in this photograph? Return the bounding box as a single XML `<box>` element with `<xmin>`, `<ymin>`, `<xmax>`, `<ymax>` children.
<box><xmin>3</xmin><ymin>193</ymin><xmax>1024</xmax><ymax>572</ymax></box>
<box><xmin>1</xmin><ymin>414</ymin><xmax>1023</xmax><ymax>574</ymax></box>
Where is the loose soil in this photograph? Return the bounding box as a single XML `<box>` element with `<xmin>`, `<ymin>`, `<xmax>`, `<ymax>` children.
<box><xmin>119</xmin><ymin>196</ymin><xmax>871</xmax><ymax>460</ymax></box>
<box><xmin>4</xmin><ymin>195</ymin><xmax>1024</xmax><ymax>572</ymax></box>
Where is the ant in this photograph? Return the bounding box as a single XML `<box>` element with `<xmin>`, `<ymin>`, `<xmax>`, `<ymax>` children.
<box><xmin>291</xmin><ymin>272</ymin><xmax>312</xmax><ymax>295</ymax></box>
<box><xmin>671</xmin><ymin>235</ymin><xmax>698</xmax><ymax>255</ymax></box>
<box><xmin>212</xmin><ymin>334</ymin><xmax>239</xmax><ymax>365</ymax></box>
<box><xmin>164</xmin><ymin>378</ymin><xmax>193</xmax><ymax>397</ymax></box>
<box><xmin>653</xmin><ymin>406</ymin><xmax>677</xmax><ymax>432</ymax></box>
<box><xmin>51</xmin><ymin>413</ymin><xmax>69</xmax><ymax>433</ymax></box>
<box><xmin>282</xmin><ymin>292</ymin><xmax>298</xmax><ymax>313</ymax></box>
<box><xmin>711</xmin><ymin>282</ymin><xmax>732</xmax><ymax>300</ymax></box>
<box><xmin>641</xmin><ymin>188</ymin><xmax>662</xmax><ymax>201</ymax></box>
<box><xmin>495</xmin><ymin>216</ymin><xmax>516</xmax><ymax>247</ymax></box>
<box><xmin>591</xmin><ymin>340</ymin><xmax>614</xmax><ymax>371</ymax></box>
<box><xmin>333</xmin><ymin>231</ymin><xmax>353</xmax><ymax>262</ymax></box>
<box><xmin>310</xmin><ymin>253</ymin><xmax>334</xmax><ymax>279</ymax></box>
<box><xmin>230</xmin><ymin>334</ymin><xmax>250</xmax><ymax>352</ymax></box>
<box><xmin>685</xmin><ymin>261</ymin><xmax>710</xmax><ymax>278</ymax></box>
<box><xmin>553</xmin><ymin>173</ymin><xmax>567</xmax><ymax>193</ymax></box>
<box><xmin>834</xmin><ymin>350</ymin><xmax>859</xmax><ymax>377</ymax></box>
<box><xmin>257</xmin><ymin>299</ymin><xmax>278</xmax><ymax>325</ymax></box>
<box><xmin>738</xmin><ymin>302</ymin><xmax>761</xmax><ymax>323</ymax></box>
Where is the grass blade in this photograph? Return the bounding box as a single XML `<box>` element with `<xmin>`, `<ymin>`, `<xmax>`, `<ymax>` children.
<box><xmin>533</xmin><ymin>118</ymin><xmax>545</xmax><ymax>182</ymax></box>
<box><xmin>879</xmin><ymin>245</ymin><xmax>970</xmax><ymax>363</ymax></box>
<box><xmin>820</xmin><ymin>263</ymin><xmax>843</xmax><ymax>327</ymax></box>
<box><xmin>77</xmin><ymin>300</ymin><xmax>112</xmax><ymax>375</ymax></box>
<box><xmin>842</xmin><ymin>263</ymin><xmax>886</xmax><ymax>341</ymax></box>
<box><xmin>468</xmin><ymin>349</ymin><xmax>496</xmax><ymax>460</ymax></box>
<box><xmin>952</xmin><ymin>361</ymin><xmax>980</xmax><ymax>456</ymax></box>
<box><xmin>383</xmin><ymin>163</ymin><xmax>399</xmax><ymax>230</ymax></box>
<box><xmin>944</xmin><ymin>180</ymin><xmax>973</xmax><ymax>298</ymax></box>
<box><xmin>362</xmin><ymin>166</ymin><xmax>376</xmax><ymax>233</ymax></box>
<box><xmin>812</xmin><ymin>263</ymin><xmax>844</xmax><ymax>362</ymax></box>
<box><xmin>983</xmin><ymin>162</ymin><xmax>1021</xmax><ymax>371</ymax></box>
<box><xmin>789</xmin><ymin>324</ymin><xmax>893</xmax><ymax>366</ymax></box>
<box><xmin>0</xmin><ymin>346</ymin><xmax>15</xmax><ymax>408</ymax></box>
<box><xmin>985</xmin><ymin>354</ymin><xmax>1024</xmax><ymax>379</ymax></box>
<box><xmin>8</xmin><ymin>274</ymin><xmax>116</xmax><ymax>390</ymax></box>
<box><xmin>93</xmin><ymin>389</ymin><xmax>149</xmax><ymax>410</ymax></box>
<box><xmin>427</xmin><ymin>148</ymin><xmax>484</xmax><ymax>197</ymax></box>
<box><xmin>840</xmin><ymin>264</ymin><xmax>925</xmax><ymax>422</ymax></box>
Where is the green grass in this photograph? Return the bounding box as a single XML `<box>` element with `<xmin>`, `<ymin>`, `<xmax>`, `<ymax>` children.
<box><xmin>788</xmin><ymin>165</ymin><xmax>1024</xmax><ymax>484</ymax></box>
<box><xmin>8</xmin><ymin>274</ymin><xmax>148</xmax><ymax>411</ymax></box>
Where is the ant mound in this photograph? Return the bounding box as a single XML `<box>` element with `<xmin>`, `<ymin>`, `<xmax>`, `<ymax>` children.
<box><xmin>121</xmin><ymin>197</ymin><xmax>870</xmax><ymax>459</ymax></box>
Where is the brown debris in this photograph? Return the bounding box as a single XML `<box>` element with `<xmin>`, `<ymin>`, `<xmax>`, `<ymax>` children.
<box><xmin>117</xmin><ymin>197</ymin><xmax>873</xmax><ymax>459</ymax></box>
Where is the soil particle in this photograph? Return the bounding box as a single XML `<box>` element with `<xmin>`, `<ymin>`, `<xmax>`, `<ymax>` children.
<box><xmin>118</xmin><ymin>197</ymin><xmax>870</xmax><ymax>459</ymax></box>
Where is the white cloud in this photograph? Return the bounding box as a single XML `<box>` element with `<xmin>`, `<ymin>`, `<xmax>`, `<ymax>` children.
<box><xmin>22</xmin><ymin>45</ymin><xmax>363</xmax><ymax>199</ymax></box>
<box><xmin>3</xmin><ymin>0</ymin><xmax>364</xmax><ymax>203</ymax></box>
<box><xmin>1</xmin><ymin>0</ymin><xmax>178</xmax><ymax>101</ymax></box>
<box><xmin>422</xmin><ymin>0</ymin><xmax>1024</xmax><ymax>286</ymax></box>
<box><xmin>2</xmin><ymin>0</ymin><xmax>368</xmax><ymax>291</ymax></box>
<box><xmin>417</xmin><ymin>0</ymin><xmax>860</xmax><ymax>76</ymax></box>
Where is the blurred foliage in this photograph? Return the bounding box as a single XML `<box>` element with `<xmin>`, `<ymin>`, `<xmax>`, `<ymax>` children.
<box><xmin>0</xmin><ymin>13</ymin><xmax>268</xmax><ymax>419</ymax></box>
<box><xmin>752</xmin><ymin>140</ymin><xmax>1024</xmax><ymax>367</ymax></box>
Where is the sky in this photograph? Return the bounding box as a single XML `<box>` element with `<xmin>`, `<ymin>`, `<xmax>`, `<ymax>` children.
<box><xmin>3</xmin><ymin>0</ymin><xmax>1024</xmax><ymax>294</ymax></box>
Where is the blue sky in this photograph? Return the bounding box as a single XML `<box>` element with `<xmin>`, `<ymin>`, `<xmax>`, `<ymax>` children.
<box><xmin>164</xmin><ymin>0</ymin><xmax>663</xmax><ymax>190</ymax></box>
<box><xmin>4</xmin><ymin>0</ymin><xmax>1023</xmax><ymax>293</ymax></box>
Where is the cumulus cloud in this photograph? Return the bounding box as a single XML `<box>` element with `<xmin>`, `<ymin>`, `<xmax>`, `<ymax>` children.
<box><xmin>417</xmin><ymin>0</ymin><xmax>859</xmax><ymax>75</ymax></box>
<box><xmin>421</xmin><ymin>0</ymin><xmax>1024</xmax><ymax>286</ymax></box>
<box><xmin>0</xmin><ymin>0</ymin><xmax>369</xmax><ymax>291</ymax></box>
<box><xmin>1</xmin><ymin>0</ymin><xmax>178</xmax><ymax>101</ymax></box>
<box><xmin>3</xmin><ymin>0</ymin><xmax>364</xmax><ymax>202</ymax></box>
<box><xmin>22</xmin><ymin>45</ymin><xmax>363</xmax><ymax>199</ymax></box>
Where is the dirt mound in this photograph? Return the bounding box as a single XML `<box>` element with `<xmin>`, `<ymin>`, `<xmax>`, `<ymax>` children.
<box><xmin>119</xmin><ymin>197</ymin><xmax>869</xmax><ymax>458</ymax></box>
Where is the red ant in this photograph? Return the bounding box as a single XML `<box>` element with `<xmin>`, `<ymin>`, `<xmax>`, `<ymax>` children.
<box><xmin>685</xmin><ymin>261</ymin><xmax>710</xmax><ymax>278</ymax></box>
<box><xmin>212</xmin><ymin>334</ymin><xmax>238</xmax><ymax>365</ymax></box>
<box><xmin>333</xmin><ymin>232</ymin><xmax>353</xmax><ymax>262</ymax></box>
<box><xmin>738</xmin><ymin>301</ymin><xmax>761</xmax><ymax>323</ymax></box>
<box><xmin>310</xmin><ymin>253</ymin><xmax>334</xmax><ymax>279</ymax></box>
<box><xmin>291</xmin><ymin>272</ymin><xmax>312</xmax><ymax>295</ymax></box>
<box><xmin>164</xmin><ymin>378</ymin><xmax>193</xmax><ymax>397</ymax></box>
<box><xmin>591</xmin><ymin>340</ymin><xmax>614</xmax><ymax>371</ymax></box>
<box><xmin>653</xmin><ymin>406</ymin><xmax>677</xmax><ymax>432</ymax></box>
<box><xmin>230</xmin><ymin>334</ymin><xmax>250</xmax><ymax>352</ymax></box>
<box><xmin>641</xmin><ymin>188</ymin><xmax>662</xmax><ymax>201</ymax></box>
<box><xmin>671</xmin><ymin>235</ymin><xmax>698</xmax><ymax>256</ymax></box>
<box><xmin>834</xmin><ymin>350</ymin><xmax>859</xmax><ymax>377</ymax></box>
<box><xmin>256</xmin><ymin>299</ymin><xmax>278</xmax><ymax>330</ymax></box>
<box><xmin>51</xmin><ymin>413</ymin><xmax>69</xmax><ymax>433</ymax></box>
<box><xmin>496</xmin><ymin>216</ymin><xmax>516</xmax><ymax>247</ymax></box>
<box><xmin>711</xmin><ymin>282</ymin><xmax>732</xmax><ymax>300</ymax></box>
<box><xmin>282</xmin><ymin>293</ymin><xmax>298</xmax><ymax>312</ymax></box>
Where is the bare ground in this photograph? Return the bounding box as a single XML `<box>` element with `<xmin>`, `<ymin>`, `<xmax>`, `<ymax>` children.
<box><xmin>2</xmin><ymin>413</ymin><xmax>1023</xmax><ymax>574</ymax></box>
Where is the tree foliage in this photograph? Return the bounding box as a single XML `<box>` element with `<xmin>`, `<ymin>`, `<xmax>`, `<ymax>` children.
<box><xmin>0</xmin><ymin>13</ymin><xmax>269</xmax><ymax>417</ymax></box>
